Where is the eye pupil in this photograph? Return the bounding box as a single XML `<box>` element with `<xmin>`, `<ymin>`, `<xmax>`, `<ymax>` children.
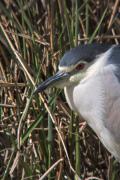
<box><xmin>76</xmin><ymin>63</ymin><xmax>85</xmax><ymax>71</ymax></box>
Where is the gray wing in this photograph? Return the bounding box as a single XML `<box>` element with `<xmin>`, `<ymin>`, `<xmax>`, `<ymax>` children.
<box><xmin>103</xmin><ymin>65</ymin><xmax>120</xmax><ymax>143</ymax></box>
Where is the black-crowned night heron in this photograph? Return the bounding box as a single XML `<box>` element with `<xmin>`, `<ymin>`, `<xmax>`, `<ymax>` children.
<box><xmin>35</xmin><ymin>44</ymin><xmax>120</xmax><ymax>161</ymax></box>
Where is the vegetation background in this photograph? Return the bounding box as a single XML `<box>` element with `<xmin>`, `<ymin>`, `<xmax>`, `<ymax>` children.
<box><xmin>0</xmin><ymin>0</ymin><xmax>120</xmax><ymax>179</ymax></box>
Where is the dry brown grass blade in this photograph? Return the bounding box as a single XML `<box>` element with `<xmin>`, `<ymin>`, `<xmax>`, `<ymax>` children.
<box><xmin>40</xmin><ymin>158</ymin><xmax>63</xmax><ymax>180</ymax></box>
<box><xmin>0</xmin><ymin>22</ymin><xmax>35</xmax><ymax>86</ymax></box>
<box><xmin>0</xmin><ymin>82</ymin><xmax>26</xmax><ymax>87</ymax></box>
<box><xmin>108</xmin><ymin>0</ymin><xmax>120</xmax><ymax>29</ymax></box>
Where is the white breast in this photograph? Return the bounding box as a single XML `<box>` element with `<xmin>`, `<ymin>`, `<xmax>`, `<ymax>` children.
<box><xmin>67</xmin><ymin>73</ymin><xmax>105</xmax><ymax>134</ymax></box>
<box><xmin>64</xmin><ymin>56</ymin><xmax>120</xmax><ymax>160</ymax></box>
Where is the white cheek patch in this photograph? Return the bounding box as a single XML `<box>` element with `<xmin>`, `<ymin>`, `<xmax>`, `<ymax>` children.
<box><xmin>70</xmin><ymin>73</ymin><xmax>85</xmax><ymax>82</ymax></box>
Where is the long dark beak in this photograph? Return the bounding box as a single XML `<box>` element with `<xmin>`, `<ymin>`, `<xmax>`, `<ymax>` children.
<box><xmin>34</xmin><ymin>71</ymin><xmax>70</xmax><ymax>93</ymax></box>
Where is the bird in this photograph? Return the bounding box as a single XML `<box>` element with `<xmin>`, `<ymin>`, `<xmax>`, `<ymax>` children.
<box><xmin>35</xmin><ymin>43</ymin><xmax>120</xmax><ymax>161</ymax></box>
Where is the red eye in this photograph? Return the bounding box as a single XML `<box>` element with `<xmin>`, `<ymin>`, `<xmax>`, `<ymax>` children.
<box><xmin>75</xmin><ymin>63</ymin><xmax>85</xmax><ymax>71</ymax></box>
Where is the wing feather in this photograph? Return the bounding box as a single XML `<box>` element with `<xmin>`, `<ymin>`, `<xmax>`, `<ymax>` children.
<box><xmin>103</xmin><ymin>65</ymin><xmax>120</xmax><ymax>143</ymax></box>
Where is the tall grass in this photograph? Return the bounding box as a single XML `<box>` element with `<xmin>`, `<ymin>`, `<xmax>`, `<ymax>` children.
<box><xmin>0</xmin><ymin>0</ymin><xmax>120</xmax><ymax>179</ymax></box>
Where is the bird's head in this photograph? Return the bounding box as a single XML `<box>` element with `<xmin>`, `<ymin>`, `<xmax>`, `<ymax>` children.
<box><xmin>35</xmin><ymin>44</ymin><xmax>111</xmax><ymax>93</ymax></box>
